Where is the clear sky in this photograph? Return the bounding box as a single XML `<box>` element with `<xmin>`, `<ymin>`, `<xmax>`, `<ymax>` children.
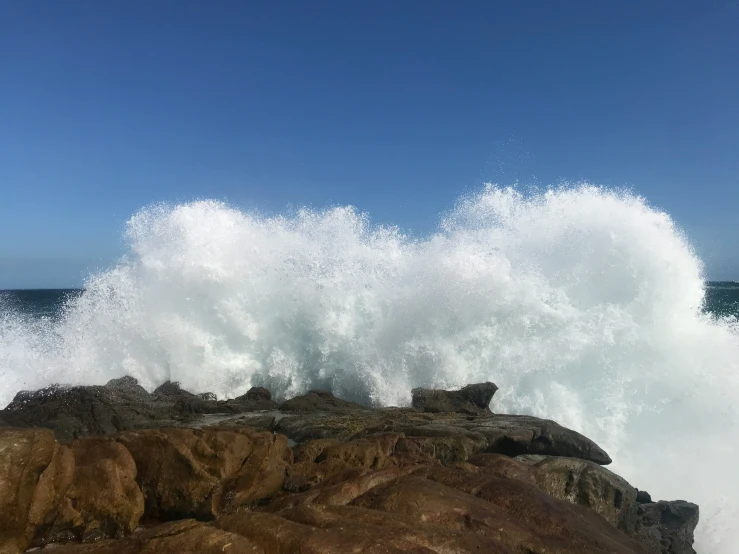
<box><xmin>1</xmin><ymin>0</ymin><xmax>738</xmax><ymax>288</ymax></box>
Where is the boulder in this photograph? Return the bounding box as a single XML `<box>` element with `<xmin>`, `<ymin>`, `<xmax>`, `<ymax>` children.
<box><xmin>44</xmin><ymin>519</ymin><xmax>264</xmax><ymax>554</ymax></box>
<box><xmin>0</xmin><ymin>428</ymin><xmax>74</xmax><ymax>554</ymax></box>
<box><xmin>151</xmin><ymin>381</ymin><xmax>194</xmax><ymax>399</ymax></box>
<box><xmin>152</xmin><ymin>381</ymin><xmax>221</xmax><ymax>415</ymax></box>
<box><xmin>280</xmin><ymin>390</ymin><xmax>370</xmax><ymax>413</ymax></box>
<box><xmin>635</xmin><ymin>500</ymin><xmax>699</xmax><ymax>554</ymax></box>
<box><xmin>0</xmin><ymin>380</ymin><xmax>169</xmax><ymax>441</ymax></box>
<box><xmin>239</xmin><ymin>387</ymin><xmax>271</xmax><ymax>401</ymax></box>
<box><xmin>105</xmin><ymin>376</ymin><xmax>150</xmax><ymax>399</ymax></box>
<box><xmin>33</xmin><ymin>438</ymin><xmax>144</xmax><ymax>544</ymax></box>
<box><xmin>411</xmin><ymin>382</ymin><xmax>498</xmax><ymax>415</ymax></box>
<box><xmin>219</xmin><ymin>387</ymin><xmax>278</xmax><ymax>412</ymax></box>
<box><xmin>0</xmin><ymin>378</ymin><xmax>280</xmax><ymax>441</ymax></box>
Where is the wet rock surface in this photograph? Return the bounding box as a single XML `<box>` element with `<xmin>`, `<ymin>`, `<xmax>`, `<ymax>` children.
<box><xmin>1</xmin><ymin>380</ymin><xmax>698</xmax><ymax>553</ymax></box>
<box><xmin>279</xmin><ymin>389</ymin><xmax>369</xmax><ymax>413</ymax></box>
<box><xmin>635</xmin><ymin>500</ymin><xmax>700</xmax><ymax>554</ymax></box>
<box><xmin>0</xmin><ymin>379</ymin><xmax>278</xmax><ymax>442</ymax></box>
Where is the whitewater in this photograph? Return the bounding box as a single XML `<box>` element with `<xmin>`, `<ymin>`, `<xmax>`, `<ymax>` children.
<box><xmin>1</xmin><ymin>184</ymin><xmax>738</xmax><ymax>551</ymax></box>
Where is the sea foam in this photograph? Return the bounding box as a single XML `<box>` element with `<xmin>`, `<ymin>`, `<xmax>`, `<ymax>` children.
<box><xmin>1</xmin><ymin>184</ymin><xmax>737</xmax><ymax>551</ymax></box>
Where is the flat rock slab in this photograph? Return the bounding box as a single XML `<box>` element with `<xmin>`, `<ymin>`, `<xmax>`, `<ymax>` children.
<box><xmin>275</xmin><ymin>410</ymin><xmax>611</xmax><ymax>465</ymax></box>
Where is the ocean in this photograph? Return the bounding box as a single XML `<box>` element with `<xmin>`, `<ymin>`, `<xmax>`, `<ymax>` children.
<box><xmin>4</xmin><ymin>283</ymin><xmax>738</xmax><ymax>324</ymax></box>
<box><xmin>0</xmin><ymin>185</ymin><xmax>738</xmax><ymax>552</ymax></box>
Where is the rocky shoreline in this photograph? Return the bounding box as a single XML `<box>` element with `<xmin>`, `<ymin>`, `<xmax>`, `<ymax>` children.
<box><xmin>0</xmin><ymin>378</ymin><xmax>698</xmax><ymax>553</ymax></box>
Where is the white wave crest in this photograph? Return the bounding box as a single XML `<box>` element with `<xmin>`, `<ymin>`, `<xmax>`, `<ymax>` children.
<box><xmin>1</xmin><ymin>184</ymin><xmax>737</xmax><ymax>550</ymax></box>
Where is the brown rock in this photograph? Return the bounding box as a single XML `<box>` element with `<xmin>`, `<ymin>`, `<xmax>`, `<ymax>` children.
<box><xmin>116</xmin><ymin>427</ymin><xmax>290</xmax><ymax>520</ymax></box>
<box><xmin>391</xmin><ymin>437</ymin><xmax>441</xmax><ymax>466</ymax></box>
<box><xmin>284</xmin><ymin>433</ymin><xmax>443</xmax><ymax>494</ymax></box>
<box><xmin>221</xmin><ymin>427</ymin><xmax>292</xmax><ymax>509</ymax></box>
<box><xmin>116</xmin><ymin>428</ymin><xmax>226</xmax><ymax>520</ymax></box>
<box><xmin>467</xmin><ymin>452</ymin><xmax>539</xmax><ymax>485</ymax></box>
<box><xmin>528</xmin><ymin>455</ymin><xmax>638</xmax><ymax>532</ymax></box>
<box><xmin>222</xmin><ymin>464</ymin><xmax>651</xmax><ymax>553</ymax></box>
<box><xmin>353</xmin><ymin>472</ymin><xmax>651</xmax><ymax>553</ymax></box>
<box><xmin>217</xmin><ymin>509</ymin><xmax>443</xmax><ymax>554</ymax></box>
<box><xmin>35</xmin><ymin>438</ymin><xmax>145</xmax><ymax>544</ymax></box>
<box><xmin>283</xmin><ymin>459</ymin><xmax>352</xmax><ymax>493</ymax></box>
<box><xmin>291</xmin><ymin>438</ymin><xmax>340</xmax><ymax>462</ymax></box>
<box><xmin>315</xmin><ymin>433</ymin><xmax>400</xmax><ymax>468</ymax></box>
<box><xmin>45</xmin><ymin>519</ymin><xmax>264</xmax><ymax>554</ymax></box>
<box><xmin>284</xmin><ymin>434</ymin><xmax>438</xmax><ymax>493</ymax></box>
<box><xmin>472</xmin><ymin>453</ymin><xmax>698</xmax><ymax>551</ymax></box>
<box><xmin>0</xmin><ymin>379</ymin><xmax>698</xmax><ymax>554</ymax></box>
<box><xmin>267</xmin><ymin>466</ymin><xmax>414</xmax><ymax>512</ymax></box>
<box><xmin>394</xmin><ymin>424</ymin><xmax>488</xmax><ymax>465</ymax></box>
<box><xmin>0</xmin><ymin>428</ymin><xmax>74</xmax><ymax>554</ymax></box>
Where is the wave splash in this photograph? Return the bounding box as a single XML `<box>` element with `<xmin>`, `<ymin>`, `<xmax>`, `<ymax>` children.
<box><xmin>1</xmin><ymin>184</ymin><xmax>738</xmax><ymax>550</ymax></box>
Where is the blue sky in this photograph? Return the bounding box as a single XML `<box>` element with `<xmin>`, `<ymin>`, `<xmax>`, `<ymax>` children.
<box><xmin>1</xmin><ymin>0</ymin><xmax>738</xmax><ymax>288</ymax></box>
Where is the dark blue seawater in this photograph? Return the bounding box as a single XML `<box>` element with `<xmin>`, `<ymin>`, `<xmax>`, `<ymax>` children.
<box><xmin>2</xmin><ymin>284</ymin><xmax>738</xmax><ymax>321</ymax></box>
<box><xmin>703</xmin><ymin>282</ymin><xmax>739</xmax><ymax>318</ymax></box>
<box><xmin>0</xmin><ymin>289</ymin><xmax>82</xmax><ymax>318</ymax></box>
<box><xmin>705</xmin><ymin>281</ymin><xmax>739</xmax><ymax>317</ymax></box>
<box><xmin>0</xmin><ymin>289</ymin><xmax>83</xmax><ymax>319</ymax></box>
